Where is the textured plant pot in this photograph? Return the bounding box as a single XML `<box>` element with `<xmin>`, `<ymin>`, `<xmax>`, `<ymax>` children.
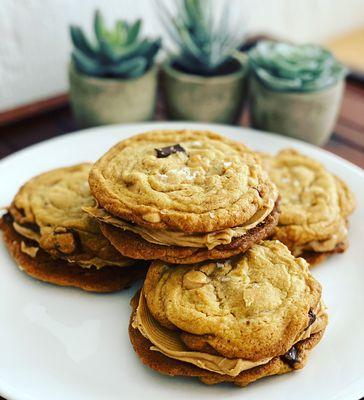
<box><xmin>161</xmin><ymin>61</ymin><xmax>247</xmax><ymax>124</ymax></box>
<box><xmin>249</xmin><ymin>76</ymin><xmax>345</xmax><ymax>146</ymax></box>
<box><xmin>69</xmin><ymin>63</ymin><xmax>158</xmax><ymax>127</ymax></box>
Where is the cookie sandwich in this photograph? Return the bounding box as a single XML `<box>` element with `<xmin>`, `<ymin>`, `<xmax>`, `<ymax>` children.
<box><xmin>87</xmin><ymin>130</ymin><xmax>279</xmax><ymax>264</ymax></box>
<box><xmin>262</xmin><ymin>149</ymin><xmax>356</xmax><ymax>264</ymax></box>
<box><xmin>0</xmin><ymin>164</ymin><xmax>146</xmax><ymax>292</ymax></box>
<box><xmin>129</xmin><ymin>240</ymin><xmax>328</xmax><ymax>386</ymax></box>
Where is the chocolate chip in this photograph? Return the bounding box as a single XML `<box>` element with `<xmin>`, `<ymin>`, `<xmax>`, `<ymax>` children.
<box><xmin>283</xmin><ymin>346</ymin><xmax>299</xmax><ymax>367</ymax></box>
<box><xmin>2</xmin><ymin>213</ymin><xmax>14</xmax><ymax>224</ymax></box>
<box><xmin>69</xmin><ymin>229</ymin><xmax>82</xmax><ymax>254</ymax></box>
<box><xmin>155</xmin><ymin>144</ymin><xmax>186</xmax><ymax>158</ymax></box>
<box><xmin>22</xmin><ymin>222</ymin><xmax>40</xmax><ymax>234</ymax></box>
<box><xmin>15</xmin><ymin>207</ymin><xmax>26</xmax><ymax>217</ymax></box>
<box><xmin>308</xmin><ymin>308</ymin><xmax>316</xmax><ymax>327</ymax></box>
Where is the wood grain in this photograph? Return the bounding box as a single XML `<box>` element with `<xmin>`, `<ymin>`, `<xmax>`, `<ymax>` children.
<box><xmin>0</xmin><ymin>82</ymin><xmax>363</xmax><ymax>169</ymax></box>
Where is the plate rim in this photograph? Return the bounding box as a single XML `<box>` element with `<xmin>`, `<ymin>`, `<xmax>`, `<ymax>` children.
<box><xmin>0</xmin><ymin>121</ymin><xmax>362</xmax><ymax>177</ymax></box>
<box><xmin>0</xmin><ymin>121</ymin><xmax>363</xmax><ymax>400</ymax></box>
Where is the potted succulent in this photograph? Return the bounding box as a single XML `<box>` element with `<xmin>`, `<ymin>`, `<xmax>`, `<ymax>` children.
<box><xmin>69</xmin><ymin>10</ymin><xmax>161</xmax><ymax>127</ymax></box>
<box><xmin>158</xmin><ymin>0</ymin><xmax>248</xmax><ymax>124</ymax></box>
<box><xmin>248</xmin><ymin>41</ymin><xmax>347</xmax><ymax>145</ymax></box>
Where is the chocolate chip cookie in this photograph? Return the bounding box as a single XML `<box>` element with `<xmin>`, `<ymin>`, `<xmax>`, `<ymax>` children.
<box><xmin>129</xmin><ymin>240</ymin><xmax>328</xmax><ymax>386</ymax></box>
<box><xmin>88</xmin><ymin>130</ymin><xmax>279</xmax><ymax>263</ymax></box>
<box><xmin>262</xmin><ymin>149</ymin><xmax>356</xmax><ymax>264</ymax></box>
<box><xmin>0</xmin><ymin>215</ymin><xmax>145</xmax><ymax>292</ymax></box>
<box><xmin>1</xmin><ymin>164</ymin><xmax>146</xmax><ymax>292</ymax></box>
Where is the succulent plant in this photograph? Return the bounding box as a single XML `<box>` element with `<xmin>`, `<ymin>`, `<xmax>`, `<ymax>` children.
<box><xmin>249</xmin><ymin>41</ymin><xmax>347</xmax><ymax>92</ymax></box>
<box><xmin>157</xmin><ymin>0</ymin><xmax>246</xmax><ymax>76</ymax></box>
<box><xmin>70</xmin><ymin>10</ymin><xmax>161</xmax><ymax>78</ymax></box>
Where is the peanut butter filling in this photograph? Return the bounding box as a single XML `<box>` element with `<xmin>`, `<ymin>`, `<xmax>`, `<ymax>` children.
<box><xmin>13</xmin><ymin>221</ymin><xmax>132</xmax><ymax>269</ymax></box>
<box><xmin>132</xmin><ymin>290</ymin><xmax>327</xmax><ymax>377</ymax></box>
<box><xmin>85</xmin><ymin>198</ymin><xmax>275</xmax><ymax>250</ymax></box>
<box><xmin>13</xmin><ymin>221</ymin><xmax>40</xmax><ymax>242</ymax></box>
<box><xmin>20</xmin><ymin>241</ymin><xmax>39</xmax><ymax>258</ymax></box>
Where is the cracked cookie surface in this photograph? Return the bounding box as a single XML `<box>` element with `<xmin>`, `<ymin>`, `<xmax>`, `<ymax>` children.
<box><xmin>143</xmin><ymin>240</ymin><xmax>325</xmax><ymax>361</ymax></box>
<box><xmin>89</xmin><ymin>130</ymin><xmax>278</xmax><ymax>233</ymax></box>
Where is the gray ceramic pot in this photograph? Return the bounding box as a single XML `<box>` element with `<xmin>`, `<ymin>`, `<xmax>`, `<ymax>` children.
<box><xmin>249</xmin><ymin>76</ymin><xmax>345</xmax><ymax>146</ymax></box>
<box><xmin>68</xmin><ymin>63</ymin><xmax>158</xmax><ymax>127</ymax></box>
<box><xmin>161</xmin><ymin>61</ymin><xmax>247</xmax><ymax>124</ymax></box>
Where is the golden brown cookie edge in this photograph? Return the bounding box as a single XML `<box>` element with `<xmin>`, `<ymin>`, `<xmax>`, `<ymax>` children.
<box><xmin>99</xmin><ymin>203</ymin><xmax>279</xmax><ymax>264</ymax></box>
<box><xmin>0</xmin><ymin>215</ymin><xmax>147</xmax><ymax>293</ymax></box>
<box><xmin>128</xmin><ymin>292</ymin><xmax>325</xmax><ymax>387</ymax></box>
<box><xmin>8</xmin><ymin>163</ymin><xmax>133</xmax><ymax>267</ymax></box>
<box><xmin>301</xmin><ymin>241</ymin><xmax>348</xmax><ymax>266</ymax></box>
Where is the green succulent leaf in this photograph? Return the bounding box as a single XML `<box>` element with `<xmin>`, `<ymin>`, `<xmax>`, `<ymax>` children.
<box><xmin>70</xmin><ymin>9</ymin><xmax>160</xmax><ymax>78</ymax></box>
<box><xmin>106</xmin><ymin>57</ymin><xmax>147</xmax><ymax>78</ymax></box>
<box><xmin>98</xmin><ymin>38</ymin><xmax>120</xmax><ymax>63</ymax></box>
<box><xmin>72</xmin><ymin>50</ymin><xmax>105</xmax><ymax>76</ymax></box>
<box><xmin>110</xmin><ymin>39</ymin><xmax>157</xmax><ymax>64</ymax></box>
<box><xmin>143</xmin><ymin>39</ymin><xmax>162</xmax><ymax>59</ymax></box>
<box><xmin>70</xmin><ymin>25</ymin><xmax>97</xmax><ymax>58</ymax></box>
<box><xmin>115</xmin><ymin>20</ymin><xmax>128</xmax><ymax>45</ymax></box>
<box><xmin>94</xmin><ymin>10</ymin><xmax>105</xmax><ymax>44</ymax></box>
<box><xmin>126</xmin><ymin>19</ymin><xmax>142</xmax><ymax>45</ymax></box>
<box><xmin>249</xmin><ymin>41</ymin><xmax>347</xmax><ymax>92</ymax></box>
<box><xmin>159</xmin><ymin>0</ymin><xmax>245</xmax><ymax>76</ymax></box>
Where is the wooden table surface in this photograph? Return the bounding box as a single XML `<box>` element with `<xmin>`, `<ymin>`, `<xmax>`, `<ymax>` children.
<box><xmin>0</xmin><ymin>79</ymin><xmax>363</xmax><ymax>168</ymax></box>
<box><xmin>0</xmin><ymin>80</ymin><xmax>363</xmax><ymax>400</ymax></box>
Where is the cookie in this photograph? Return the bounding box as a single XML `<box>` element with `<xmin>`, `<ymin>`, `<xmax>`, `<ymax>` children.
<box><xmin>261</xmin><ymin>149</ymin><xmax>355</xmax><ymax>262</ymax></box>
<box><xmin>97</xmin><ymin>202</ymin><xmax>279</xmax><ymax>264</ymax></box>
<box><xmin>88</xmin><ymin>130</ymin><xmax>279</xmax><ymax>262</ymax></box>
<box><xmin>129</xmin><ymin>240</ymin><xmax>327</xmax><ymax>386</ymax></box>
<box><xmin>301</xmin><ymin>241</ymin><xmax>347</xmax><ymax>266</ymax></box>
<box><xmin>2</xmin><ymin>164</ymin><xmax>145</xmax><ymax>292</ymax></box>
<box><xmin>9</xmin><ymin>163</ymin><xmax>132</xmax><ymax>268</ymax></box>
<box><xmin>0</xmin><ymin>215</ymin><xmax>146</xmax><ymax>292</ymax></box>
<box><xmin>129</xmin><ymin>294</ymin><xmax>324</xmax><ymax>386</ymax></box>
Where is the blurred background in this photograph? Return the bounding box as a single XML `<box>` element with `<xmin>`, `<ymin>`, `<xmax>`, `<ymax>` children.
<box><xmin>1</xmin><ymin>0</ymin><xmax>364</xmax><ymax>111</ymax></box>
<box><xmin>0</xmin><ymin>0</ymin><xmax>363</xmax><ymax>166</ymax></box>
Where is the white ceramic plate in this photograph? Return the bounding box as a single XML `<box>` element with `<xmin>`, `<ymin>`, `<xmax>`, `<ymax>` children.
<box><xmin>0</xmin><ymin>122</ymin><xmax>363</xmax><ymax>400</ymax></box>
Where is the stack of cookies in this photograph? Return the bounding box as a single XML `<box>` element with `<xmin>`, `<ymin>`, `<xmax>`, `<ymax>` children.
<box><xmin>130</xmin><ymin>241</ymin><xmax>327</xmax><ymax>386</ymax></box>
<box><xmin>262</xmin><ymin>149</ymin><xmax>356</xmax><ymax>265</ymax></box>
<box><xmin>0</xmin><ymin>129</ymin><xmax>356</xmax><ymax>388</ymax></box>
<box><xmin>86</xmin><ymin>130</ymin><xmax>279</xmax><ymax>264</ymax></box>
<box><xmin>0</xmin><ymin>164</ymin><xmax>146</xmax><ymax>292</ymax></box>
<box><xmin>85</xmin><ymin>130</ymin><xmax>332</xmax><ymax>386</ymax></box>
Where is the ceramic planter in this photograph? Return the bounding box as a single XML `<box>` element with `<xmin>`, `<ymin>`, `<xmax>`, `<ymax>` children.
<box><xmin>161</xmin><ymin>61</ymin><xmax>247</xmax><ymax>124</ymax></box>
<box><xmin>249</xmin><ymin>76</ymin><xmax>345</xmax><ymax>146</ymax></box>
<box><xmin>68</xmin><ymin>63</ymin><xmax>158</xmax><ymax>127</ymax></box>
